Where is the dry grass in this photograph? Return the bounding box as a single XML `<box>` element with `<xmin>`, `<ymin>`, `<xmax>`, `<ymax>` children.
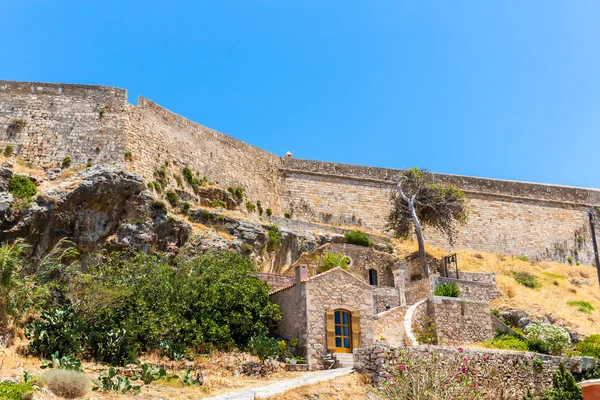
<box><xmin>265</xmin><ymin>373</ymin><xmax>374</xmax><ymax>400</ymax></box>
<box><xmin>44</xmin><ymin>369</ymin><xmax>91</xmax><ymax>398</ymax></box>
<box><xmin>392</xmin><ymin>239</ymin><xmax>600</xmax><ymax>336</ymax></box>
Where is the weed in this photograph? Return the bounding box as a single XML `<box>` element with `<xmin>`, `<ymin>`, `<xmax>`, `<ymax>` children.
<box><xmin>566</xmin><ymin>300</ymin><xmax>594</xmax><ymax>313</ymax></box>
<box><xmin>211</xmin><ymin>200</ymin><xmax>226</xmax><ymax>209</ymax></box>
<box><xmin>513</xmin><ymin>255</ymin><xmax>529</xmax><ymax>262</ymax></box>
<box><xmin>284</xmin><ymin>211</ymin><xmax>292</xmax><ymax>219</ymax></box>
<box><xmin>245</xmin><ymin>201</ymin><xmax>256</xmax><ymax>212</ymax></box>
<box><xmin>181</xmin><ymin>201</ymin><xmax>191</xmax><ymax>214</ymax></box>
<box><xmin>266</xmin><ymin>208</ymin><xmax>273</xmax><ymax>217</ymax></box>
<box><xmin>267</xmin><ymin>225</ymin><xmax>282</xmax><ymax>252</ymax></box>
<box><xmin>3</xmin><ymin>144</ymin><xmax>14</xmax><ymax>156</ymax></box>
<box><xmin>227</xmin><ymin>186</ymin><xmax>245</xmax><ymax>201</ymax></box>
<box><xmin>61</xmin><ymin>156</ymin><xmax>72</xmax><ymax>168</ymax></box>
<box><xmin>434</xmin><ymin>282</ymin><xmax>461</xmax><ymax>297</ymax></box>
<box><xmin>567</xmin><ymin>256</ymin><xmax>573</xmax><ymax>265</ymax></box>
<box><xmin>150</xmin><ymin>200</ymin><xmax>167</xmax><ymax>215</ymax></box>
<box><xmin>512</xmin><ymin>271</ymin><xmax>541</xmax><ymax>289</ymax></box>
<box><xmin>317</xmin><ymin>253</ymin><xmax>350</xmax><ymax>273</ymax></box>
<box><xmin>165</xmin><ymin>190</ymin><xmax>179</xmax><ymax>207</ymax></box>
<box><xmin>124</xmin><ymin>151</ymin><xmax>133</xmax><ymax>161</ymax></box>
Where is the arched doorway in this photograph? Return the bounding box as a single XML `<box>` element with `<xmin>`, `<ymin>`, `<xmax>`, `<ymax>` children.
<box><xmin>333</xmin><ymin>309</ymin><xmax>352</xmax><ymax>353</ymax></box>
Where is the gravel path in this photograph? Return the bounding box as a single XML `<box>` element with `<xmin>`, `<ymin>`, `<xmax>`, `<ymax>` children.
<box><xmin>206</xmin><ymin>367</ymin><xmax>354</xmax><ymax>400</ymax></box>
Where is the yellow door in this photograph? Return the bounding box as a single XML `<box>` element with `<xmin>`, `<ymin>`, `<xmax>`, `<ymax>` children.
<box><xmin>334</xmin><ymin>310</ymin><xmax>352</xmax><ymax>353</ymax></box>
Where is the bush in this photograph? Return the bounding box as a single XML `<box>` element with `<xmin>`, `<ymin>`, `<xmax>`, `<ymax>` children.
<box><xmin>25</xmin><ymin>307</ymin><xmax>84</xmax><ymax>358</ymax></box>
<box><xmin>124</xmin><ymin>151</ymin><xmax>133</xmax><ymax>161</ymax></box>
<box><xmin>93</xmin><ymin>367</ymin><xmax>140</xmax><ymax>394</ymax></box>
<box><xmin>40</xmin><ymin>352</ymin><xmax>83</xmax><ymax>372</ymax></box>
<box><xmin>181</xmin><ymin>201</ymin><xmax>191</xmax><ymax>214</ymax></box>
<box><xmin>165</xmin><ymin>190</ymin><xmax>179</xmax><ymax>207</ymax></box>
<box><xmin>434</xmin><ymin>282</ymin><xmax>461</xmax><ymax>297</ymax></box>
<box><xmin>245</xmin><ymin>201</ymin><xmax>256</xmax><ymax>213</ymax></box>
<box><xmin>131</xmin><ymin>363</ymin><xmax>166</xmax><ymax>384</ymax></box>
<box><xmin>3</xmin><ymin>144</ymin><xmax>14</xmax><ymax>156</ymax></box>
<box><xmin>61</xmin><ymin>156</ymin><xmax>72</xmax><ymax>168</ymax></box>
<box><xmin>317</xmin><ymin>253</ymin><xmax>350</xmax><ymax>273</ymax></box>
<box><xmin>249</xmin><ymin>335</ymin><xmax>279</xmax><ymax>363</ymax></box>
<box><xmin>150</xmin><ymin>200</ymin><xmax>167</xmax><ymax>215</ymax></box>
<box><xmin>481</xmin><ymin>334</ymin><xmax>529</xmax><ymax>351</ymax></box>
<box><xmin>0</xmin><ymin>382</ymin><xmax>34</xmax><ymax>400</ymax></box>
<box><xmin>344</xmin><ymin>230</ymin><xmax>370</xmax><ymax>247</ymax></box>
<box><xmin>566</xmin><ymin>300</ymin><xmax>594</xmax><ymax>313</ymax></box>
<box><xmin>227</xmin><ymin>186</ymin><xmax>244</xmax><ymax>201</ymax></box>
<box><xmin>257</xmin><ymin>201</ymin><xmax>263</xmax><ymax>216</ymax></box>
<box><xmin>541</xmin><ymin>362</ymin><xmax>581</xmax><ymax>400</ymax></box>
<box><xmin>211</xmin><ymin>200</ymin><xmax>226</xmax><ymax>209</ymax></box>
<box><xmin>44</xmin><ymin>369</ymin><xmax>91</xmax><ymax>399</ymax></box>
<box><xmin>9</xmin><ymin>175</ymin><xmax>37</xmax><ymax>199</ymax></box>
<box><xmin>267</xmin><ymin>225</ymin><xmax>282</xmax><ymax>252</ymax></box>
<box><xmin>525</xmin><ymin>324</ymin><xmax>570</xmax><ymax>355</ymax></box>
<box><xmin>266</xmin><ymin>208</ymin><xmax>272</xmax><ymax>217</ymax></box>
<box><xmin>513</xmin><ymin>271</ymin><xmax>541</xmax><ymax>289</ymax></box>
<box><xmin>573</xmin><ymin>334</ymin><xmax>600</xmax><ymax>359</ymax></box>
<box><xmin>284</xmin><ymin>211</ymin><xmax>292</xmax><ymax>219</ymax></box>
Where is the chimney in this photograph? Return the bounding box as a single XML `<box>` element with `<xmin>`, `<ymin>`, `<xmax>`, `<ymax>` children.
<box><xmin>295</xmin><ymin>264</ymin><xmax>308</xmax><ymax>285</ymax></box>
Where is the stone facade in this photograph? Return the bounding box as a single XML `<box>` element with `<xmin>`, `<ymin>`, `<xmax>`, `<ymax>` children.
<box><xmin>433</xmin><ymin>276</ymin><xmax>498</xmax><ymax>302</ymax></box>
<box><xmin>355</xmin><ymin>345</ymin><xmax>598</xmax><ymax>399</ymax></box>
<box><xmin>428</xmin><ymin>296</ymin><xmax>493</xmax><ymax>346</ymax></box>
<box><xmin>3</xmin><ymin>79</ymin><xmax>600</xmax><ymax>265</ymax></box>
<box><xmin>402</xmin><ymin>278</ymin><xmax>431</xmax><ymax>305</ymax></box>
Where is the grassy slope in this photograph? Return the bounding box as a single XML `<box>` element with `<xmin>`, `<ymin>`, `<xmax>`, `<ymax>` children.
<box><xmin>393</xmin><ymin>240</ymin><xmax>600</xmax><ymax>337</ymax></box>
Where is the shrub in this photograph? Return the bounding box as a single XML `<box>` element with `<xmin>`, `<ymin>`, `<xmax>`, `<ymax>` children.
<box><xmin>567</xmin><ymin>256</ymin><xmax>573</xmax><ymax>265</ymax></box>
<box><xmin>249</xmin><ymin>335</ymin><xmax>279</xmax><ymax>363</ymax></box>
<box><xmin>525</xmin><ymin>324</ymin><xmax>570</xmax><ymax>355</ymax></box>
<box><xmin>257</xmin><ymin>200</ymin><xmax>263</xmax><ymax>216</ymax></box>
<box><xmin>131</xmin><ymin>363</ymin><xmax>166</xmax><ymax>384</ymax></box>
<box><xmin>267</xmin><ymin>225</ymin><xmax>282</xmax><ymax>252</ymax></box>
<box><xmin>317</xmin><ymin>253</ymin><xmax>350</xmax><ymax>273</ymax></box>
<box><xmin>0</xmin><ymin>382</ymin><xmax>34</xmax><ymax>400</ymax></box>
<box><xmin>284</xmin><ymin>211</ymin><xmax>292</xmax><ymax>219</ymax></box>
<box><xmin>84</xmin><ymin>324</ymin><xmax>137</xmax><ymax>366</ymax></box>
<box><xmin>3</xmin><ymin>144</ymin><xmax>14</xmax><ymax>156</ymax></box>
<box><xmin>40</xmin><ymin>352</ymin><xmax>83</xmax><ymax>372</ymax></box>
<box><xmin>344</xmin><ymin>230</ymin><xmax>370</xmax><ymax>247</ymax></box>
<box><xmin>211</xmin><ymin>200</ymin><xmax>226</xmax><ymax>209</ymax></box>
<box><xmin>245</xmin><ymin>201</ymin><xmax>256</xmax><ymax>212</ymax></box>
<box><xmin>8</xmin><ymin>175</ymin><xmax>37</xmax><ymax>199</ymax></box>
<box><xmin>174</xmin><ymin>174</ymin><xmax>183</xmax><ymax>188</ymax></box>
<box><xmin>512</xmin><ymin>271</ymin><xmax>541</xmax><ymax>289</ymax></box>
<box><xmin>150</xmin><ymin>200</ymin><xmax>167</xmax><ymax>215</ymax></box>
<box><xmin>25</xmin><ymin>307</ymin><xmax>83</xmax><ymax>358</ymax></box>
<box><xmin>566</xmin><ymin>300</ymin><xmax>594</xmax><ymax>313</ymax></box>
<box><xmin>573</xmin><ymin>334</ymin><xmax>600</xmax><ymax>359</ymax></box>
<box><xmin>165</xmin><ymin>190</ymin><xmax>179</xmax><ymax>207</ymax></box>
<box><xmin>227</xmin><ymin>186</ymin><xmax>244</xmax><ymax>201</ymax></box>
<box><xmin>61</xmin><ymin>156</ymin><xmax>72</xmax><ymax>168</ymax></box>
<box><xmin>181</xmin><ymin>201</ymin><xmax>191</xmax><ymax>214</ymax></box>
<box><xmin>541</xmin><ymin>362</ymin><xmax>581</xmax><ymax>400</ymax></box>
<box><xmin>44</xmin><ymin>369</ymin><xmax>91</xmax><ymax>399</ymax></box>
<box><xmin>481</xmin><ymin>334</ymin><xmax>529</xmax><ymax>351</ymax></box>
<box><xmin>434</xmin><ymin>282</ymin><xmax>461</xmax><ymax>297</ymax></box>
<box><xmin>153</xmin><ymin>166</ymin><xmax>168</xmax><ymax>188</ymax></box>
<box><xmin>93</xmin><ymin>366</ymin><xmax>140</xmax><ymax>394</ymax></box>
<box><xmin>124</xmin><ymin>151</ymin><xmax>133</xmax><ymax>161</ymax></box>
<box><xmin>266</xmin><ymin>208</ymin><xmax>272</xmax><ymax>217</ymax></box>
<box><xmin>182</xmin><ymin>167</ymin><xmax>194</xmax><ymax>185</ymax></box>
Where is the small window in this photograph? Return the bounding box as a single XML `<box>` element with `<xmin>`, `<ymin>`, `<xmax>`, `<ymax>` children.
<box><xmin>369</xmin><ymin>269</ymin><xmax>378</xmax><ymax>286</ymax></box>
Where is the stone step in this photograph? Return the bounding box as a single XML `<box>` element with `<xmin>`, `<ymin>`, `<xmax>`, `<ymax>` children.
<box><xmin>334</xmin><ymin>353</ymin><xmax>354</xmax><ymax>368</ymax></box>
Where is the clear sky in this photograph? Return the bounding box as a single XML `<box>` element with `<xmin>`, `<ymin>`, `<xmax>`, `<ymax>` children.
<box><xmin>2</xmin><ymin>1</ymin><xmax>600</xmax><ymax>188</ymax></box>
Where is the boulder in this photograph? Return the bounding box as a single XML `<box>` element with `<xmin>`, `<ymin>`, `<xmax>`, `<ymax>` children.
<box><xmin>500</xmin><ymin>310</ymin><xmax>531</xmax><ymax>327</ymax></box>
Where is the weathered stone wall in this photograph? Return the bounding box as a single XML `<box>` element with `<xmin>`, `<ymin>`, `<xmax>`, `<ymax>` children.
<box><xmin>280</xmin><ymin>158</ymin><xmax>600</xmax><ymax>265</ymax></box>
<box><xmin>0</xmin><ymin>81</ymin><xmax>128</xmax><ymax>167</ymax></box>
<box><xmin>305</xmin><ymin>268</ymin><xmax>375</xmax><ymax>370</ymax></box>
<box><xmin>428</xmin><ymin>296</ymin><xmax>493</xmax><ymax>346</ymax></box>
<box><xmin>434</xmin><ymin>276</ymin><xmax>498</xmax><ymax>302</ymax></box>
<box><xmin>124</xmin><ymin>98</ymin><xmax>282</xmax><ymax>213</ymax></box>
<box><xmin>456</xmin><ymin>271</ymin><xmax>496</xmax><ymax>284</ymax></box>
<box><xmin>374</xmin><ymin>306</ymin><xmax>407</xmax><ymax>346</ymax></box>
<box><xmin>372</xmin><ymin>287</ymin><xmax>401</xmax><ymax>314</ymax></box>
<box><xmin>355</xmin><ymin>345</ymin><xmax>598</xmax><ymax>399</ymax></box>
<box><xmin>403</xmin><ymin>278</ymin><xmax>431</xmax><ymax>305</ymax></box>
<box><xmin>270</xmin><ymin>283</ymin><xmax>308</xmax><ymax>352</ymax></box>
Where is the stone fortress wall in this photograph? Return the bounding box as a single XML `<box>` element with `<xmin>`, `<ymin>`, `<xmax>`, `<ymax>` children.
<box><xmin>2</xmin><ymin>80</ymin><xmax>600</xmax><ymax>264</ymax></box>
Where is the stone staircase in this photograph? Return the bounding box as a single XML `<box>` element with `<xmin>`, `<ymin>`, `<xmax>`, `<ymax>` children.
<box><xmin>334</xmin><ymin>353</ymin><xmax>354</xmax><ymax>368</ymax></box>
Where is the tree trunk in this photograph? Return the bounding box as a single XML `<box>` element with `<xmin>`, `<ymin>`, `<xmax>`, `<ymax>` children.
<box><xmin>408</xmin><ymin>198</ymin><xmax>429</xmax><ymax>277</ymax></box>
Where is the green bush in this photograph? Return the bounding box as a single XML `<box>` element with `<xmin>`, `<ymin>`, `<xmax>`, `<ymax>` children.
<box><xmin>131</xmin><ymin>363</ymin><xmax>166</xmax><ymax>385</ymax></box>
<box><xmin>61</xmin><ymin>156</ymin><xmax>72</xmax><ymax>168</ymax></box>
<box><xmin>245</xmin><ymin>201</ymin><xmax>256</xmax><ymax>213</ymax></box>
<box><xmin>433</xmin><ymin>282</ymin><xmax>461</xmax><ymax>297</ymax></box>
<box><xmin>566</xmin><ymin>300</ymin><xmax>594</xmax><ymax>313</ymax></box>
<box><xmin>211</xmin><ymin>200</ymin><xmax>226</xmax><ymax>209</ymax></box>
<box><xmin>317</xmin><ymin>253</ymin><xmax>350</xmax><ymax>273</ymax></box>
<box><xmin>181</xmin><ymin>201</ymin><xmax>191</xmax><ymax>214</ymax></box>
<box><xmin>3</xmin><ymin>144</ymin><xmax>14</xmax><ymax>157</ymax></box>
<box><xmin>541</xmin><ymin>362</ymin><xmax>582</xmax><ymax>400</ymax></box>
<box><xmin>124</xmin><ymin>151</ymin><xmax>133</xmax><ymax>161</ymax></box>
<box><xmin>573</xmin><ymin>334</ymin><xmax>600</xmax><ymax>359</ymax></box>
<box><xmin>150</xmin><ymin>200</ymin><xmax>167</xmax><ymax>215</ymax></box>
<box><xmin>257</xmin><ymin>201</ymin><xmax>263</xmax><ymax>216</ymax></box>
<box><xmin>9</xmin><ymin>175</ymin><xmax>37</xmax><ymax>199</ymax></box>
<box><xmin>84</xmin><ymin>324</ymin><xmax>137</xmax><ymax>366</ymax></box>
<box><xmin>513</xmin><ymin>271</ymin><xmax>541</xmax><ymax>289</ymax></box>
<box><xmin>481</xmin><ymin>334</ymin><xmax>529</xmax><ymax>351</ymax></box>
<box><xmin>0</xmin><ymin>382</ymin><xmax>34</xmax><ymax>400</ymax></box>
<box><xmin>25</xmin><ymin>307</ymin><xmax>84</xmax><ymax>358</ymax></box>
<box><xmin>344</xmin><ymin>230</ymin><xmax>370</xmax><ymax>247</ymax></box>
<box><xmin>227</xmin><ymin>186</ymin><xmax>244</xmax><ymax>201</ymax></box>
<box><xmin>266</xmin><ymin>208</ymin><xmax>272</xmax><ymax>217</ymax></box>
<box><xmin>525</xmin><ymin>324</ymin><xmax>571</xmax><ymax>356</ymax></box>
<box><xmin>249</xmin><ymin>335</ymin><xmax>279</xmax><ymax>363</ymax></box>
<box><xmin>165</xmin><ymin>190</ymin><xmax>179</xmax><ymax>207</ymax></box>
<box><xmin>267</xmin><ymin>225</ymin><xmax>282</xmax><ymax>252</ymax></box>
<box><xmin>44</xmin><ymin>369</ymin><xmax>91</xmax><ymax>399</ymax></box>
<box><xmin>93</xmin><ymin>366</ymin><xmax>140</xmax><ymax>394</ymax></box>
<box><xmin>40</xmin><ymin>352</ymin><xmax>83</xmax><ymax>372</ymax></box>
<box><xmin>284</xmin><ymin>211</ymin><xmax>292</xmax><ymax>219</ymax></box>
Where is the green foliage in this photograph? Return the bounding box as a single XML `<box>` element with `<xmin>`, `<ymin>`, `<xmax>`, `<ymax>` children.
<box><xmin>481</xmin><ymin>333</ymin><xmax>529</xmax><ymax>351</ymax></box>
<box><xmin>541</xmin><ymin>362</ymin><xmax>582</xmax><ymax>400</ymax></box>
<box><xmin>85</xmin><ymin>325</ymin><xmax>137</xmax><ymax>366</ymax></box>
<box><xmin>0</xmin><ymin>382</ymin><xmax>34</xmax><ymax>400</ymax></box>
<box><xmin>567</xmin><ymin>300</ymin><xmax>594</xmax><ymax>313</ymax></box>
<box><xmin>513</xmin><ymin>271</ymin><xmax>541</xmax><ymax>289</ymax></box>
<box><xmin>245</xmin><ymin>201</ymin><xmax>256</xmax><ymax>212</ymax></box>
<box><xmin>131</xmin><ymin>363</ymin><xmax>167</xmax><ymax>385</ymax></box>
<box><xmin>573</xmin><ymin>334</ymin><xmax>600</xmax><ymax>359</ymax></box>
<box><xmin>284</xmin><ymin>211</ymin><xmax>292</xmax><ymax>219</ymax></box>
<box><xmin>182</xmin><ymin>167</ymin><xmax>206</xmax><ymax>193</ymax></box>
<box><xmin>317</xmin><ymin>253</ymin><xmax>350</xmax><ymax>273</ymax></box>
<box><xmin>124</xmin><ymin>151</ymin><xmax>133</xmax><ymax>161</ymax></box>
<box><xmin>413</xmin><ymin>316</ymin><xmax>437</xmax><ymax>345</ymax></box>
<box><xmin>85</xmin><ymin>161</ymin><xmax>93</xmax><ymax>168</ymax></box>
<box><xmin>266</xmin><ymin>208</ymin><xmax>272</xmax><ymax>217</ymax></box>
<box><xmin>249</xmin><ymin>335</ymin><xmax>279</xmax><ymax>363</ymax></box>
<box><xmin>257</xmin><ymin>200</ymin><xmax>263</xmax><ymax>216</ymax></box>
<box><xmin>150</xmin><ymin>200</ymin><xmax>167</xmax><ymax>215</ymax></box>
<box><xmin>9</xmin><ymin>174</ymin><xmax>37</xmax><ymax>199</ymax></box>
<box><xmin>533</xmin><ymin>358</ymin><xmax>544</xmax><ymax>371</ymax></box>
<box><xmin>165</xmin><ymin>190</ymin><xmax>179</xmax><ymax>207</ymax></box>
<box><xmin>181</xmin><ymin>201</ymin><xmax>191</xmax><ymax>214</ymax></box>
<box><xmin>182</xmin><ymin>167</ymin><xmax>194</xmax><ymax>185</ymax></box>
<box><xmin>174</xmin><ymin>369</ymin><xmax>197</xmax><ymax>386</ymax></box>
<box><xmin>153</xmin><ymin>166</ymin><xmax>168</xmax><ymax>188</ymax></box>
<box><xmin>525</xmin><ymin>324</ymin><xmax>571</xmax><ymax>356</ymax></box>
<box><xmin>93</xmin><ymin>367</ymin><xmax>140</xmax><ymax>394</ymax></box>
<box><xmin>344</xmin><ymin>230</ymin><xmax>370</xmax><ymax>247</ymax></box>
<box><xmin>211</xmin><ymin>200</ymin><xmax>226</xmax><ymax>208</ymax></box>
<box><xmin>291</xmin><ymin>355</ymin><xmax>306</xmax><ymax>364</ymax></box>
<box><xmin>61</xmin><ymin>156</ymin><xmax>72</xmax><ymax>168</ymax></box>
<box><xmin>433</xmin><ymin>282</ymin><xmax>461</xmax><ymax>297</ymax></box>
<box><xmin>173</xmin><ymin>174</ymin><xmax>183</xmax><ymax>188</ymax></box>
<box><xmin>25</xmin><ymin>306</ymin><xmax>84</xmax><ymax>358</ymax></box>
<box><xmin>267</xmin><ymin>225</ymin><xmax>282</xmax><ymax>252</ymax></box>
<box><xmin>567</xmin><ymin>256</ymin><xmax>573</xmax><ymax>265</ymax></box>
<box><xmin>3</xmin><ymin>144</ymin><xmax>14</xmax><ymax>157</ymax></box>
<box><xmin>40</xmin><ymin>352</ymin><xmax>83</xmax><ymax>372</ymax></box>
<box><xmin>227</xmin><ymin>186</ymin><xmax>244</xmax><ymax>201</ymax></box>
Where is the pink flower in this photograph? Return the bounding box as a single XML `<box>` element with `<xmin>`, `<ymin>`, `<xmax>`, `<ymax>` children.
<box><xmin>399</xmin><ymin>365</ymin><xmax>407</xmax><ymax>371</ymax></box>
<box><xmin>463</xmin><ymin>357</ymin><xmax>468</xmax><ymax>362</ymax></box>
<box><xmin>457</xmin><ymin>347</ymin><xmax>464</xmax><ymax>353</ymax></box>
<box><xmin>461</xmin><ymin>366</ymin><xmax>467</xmax><ymax>373</ymax></box>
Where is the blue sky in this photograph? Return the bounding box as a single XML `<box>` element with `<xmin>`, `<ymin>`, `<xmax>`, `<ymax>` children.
<box><xmin>2</xmin><ymin>1</ymin><xmax>600</xmax><ymax>188</ymax></box>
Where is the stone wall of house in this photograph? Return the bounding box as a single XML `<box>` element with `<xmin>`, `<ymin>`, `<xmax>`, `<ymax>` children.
<box><xmin>434</xmin><ymin>276</ymin><xmax>498</xmax><ymax>302</ymax></box>
<box><xmin>124</xmin><ymin>98</ymin><xmax>282</xmax><ymax>213</ymax></box>
<box><xmin>270</xmin><ymin>284</ymin><xmax>308</xmax><ymax>353</ymax></box>
<box><xmin>354</xmin><ymin>345</ymin><xmax>598</xmax><ymax>398</ymax></box>
<box><xmin>428</xmin><ymin>296</ymin><xmax>493</xmax><ymax>346</ymax></box>
<box><xmin>374</xmin><ymin>306</ymin><xmax>407</xmax><ymax>346</ymax></box>
<box><xmin>304</xmin><ymin>268</ymin><xmax>375</xmax><ymax>370</ymax></box>
<box><xmin>0</xmin><ymin>81</ymin><xmax>128</xmax><ymax>167</ymax></box>
<box><xmin>372</xmin><ymin>287</ymin><xmax>402</xmax><ymax>314</ymax></box>
<box><xmin>403</xmin><ymin>278</ymin><xmax>431</xmax><ymax>305</ymax></box>
<box><xmin>280</xmin><ymin>158</ymin><xmax>600</xmax><ymax>265</ymax></box>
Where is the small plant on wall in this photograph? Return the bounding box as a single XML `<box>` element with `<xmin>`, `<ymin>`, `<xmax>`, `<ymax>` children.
<box><xmin>433</xmin><ymin>282</ymin><xmax>461</xmax><ymax>297</ymax></box>
<box><xmin>317</xmin><ymin>253</ymin><xmax>350</xmax><ymax>273</ymax></box>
